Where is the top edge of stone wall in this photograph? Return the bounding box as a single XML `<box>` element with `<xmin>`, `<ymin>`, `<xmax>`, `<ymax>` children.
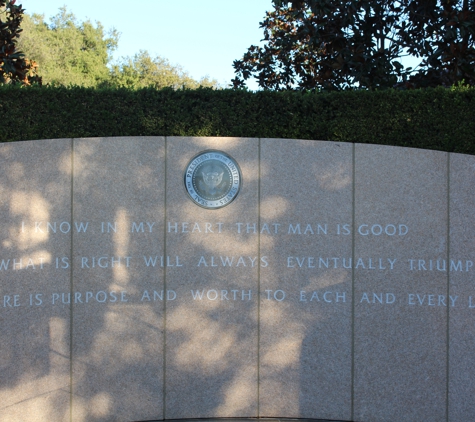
<box><xmin>7</xmin><ymin>136</ymin><xmax>468</xmax><ymax>157</ymax></box>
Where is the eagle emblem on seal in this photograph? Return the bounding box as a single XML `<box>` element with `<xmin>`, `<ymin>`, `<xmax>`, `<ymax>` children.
<box><xmin>184</xmin><ymin>150</ymin><xmax>242</xmax><ymax>209</ymax></box>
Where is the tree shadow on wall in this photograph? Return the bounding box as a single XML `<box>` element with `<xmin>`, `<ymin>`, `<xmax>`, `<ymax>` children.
<box><xmin>0</xmin><ymin>139</ymin><xmax>73</xmax><ymax>421</ymax></box>
<box><xmin>1</xmin><ymin>136</ymin><xmax>357</xmax><ymax>422</ymax></box>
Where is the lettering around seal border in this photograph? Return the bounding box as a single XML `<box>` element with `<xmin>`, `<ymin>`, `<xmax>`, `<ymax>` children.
<box><xmin>184</xmin><ymin>150</ymin><xmax>242</xmax><ymax>209</ymax></box>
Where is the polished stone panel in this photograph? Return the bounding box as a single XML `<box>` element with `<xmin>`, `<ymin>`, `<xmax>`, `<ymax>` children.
<box><xmin>353</xmin><ymin>145</ymin><xmax>448</xmax><ymax>422</ymax></box>
<box><xmin>164</xmin><ymin>137</ymin><xmax>259</xmax><ymax>419</ymax></box>
<box><xmin>71</xmin><ymin>137</ymin><xmax>165</xmax><ymax>421</ymax></box>
<box><xmin>4</xmin><ymin>136</ymin><xmax>475</xmax><ymax>422</ymax></box>
<box><xmin>259</xmin><ymin>139</ymin><xmax>353</xmax><ymax>420</ymax></box>
<box><xmin>448</xmin><ymin>153</ymin><xmax>475</xmax><ymax>422</ymax></box>
<box><xmin>0</xmin><ymin>139</ymin><xmax>71</xmax><ymax>422</ymax></box>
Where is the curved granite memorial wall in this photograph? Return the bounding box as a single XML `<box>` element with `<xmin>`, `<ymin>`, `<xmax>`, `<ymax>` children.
<box><xmin>0</xmin><ymin>136</ymin><xmax>474</xmax><ymax>422</ymax></box>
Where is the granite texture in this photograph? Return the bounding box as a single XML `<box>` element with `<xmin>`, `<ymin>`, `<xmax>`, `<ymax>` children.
<box><xmin>259</xmin><ymin>139</ymin><xmax>353</xmax><ymax>420</ymax></box>
<box><xmin>164</xmin><ymin>137</ymin><xmax>259</xmax><ymax>419</ymax></box>
<box><xmin>71</xmin><ymin>137</ymin><xmax>165</xmax><ymax>421</ymax></box>
<box><xmin>448</xmin><ymin>153</ymin><xmax>475</xmax><ymax>421</ymax></box>
<box><xmin>0</xmin><ymin>139</ymin><xmax>72</xmax><ymax>422</ymax></box>
<box><xmin>3</xmin><ymin>136</ymin><xmax>475</xmax><ymax>422</ymax></box>
<box><xmin>353</xmin><ymin>144</ymin><xmax>448</xmax><ymax>422</ymax></box>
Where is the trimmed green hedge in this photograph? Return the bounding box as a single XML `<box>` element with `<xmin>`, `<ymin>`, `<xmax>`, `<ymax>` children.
<box><xmin>1</xmin><ymin>85</ymin><xmax>474</xmax><ymax>154</ymax></box>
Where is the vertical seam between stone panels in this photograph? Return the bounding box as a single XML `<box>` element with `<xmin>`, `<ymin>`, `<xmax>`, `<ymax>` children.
<box><xmin>257</xmin><ymin>138</ymin><xmax>261</xmax><ymax>416</ymax></box>
<box><xmin>69</xmin><ymin>138</ymin><xmax>74</xmax><ymax>422</ymax></box>
<box><xmin>351</xmin><ymin>143</ymin><xmax>356</xmax><ymax>421</ymax></box>
<box><xmin>446</xmin><ymin>152</ymin><xmax>450</xmax><ymax>422</ymax></box>
<box><xmin>163</xmin><ymin>137</ymin><xmax>168</xmax><ymax>420</ymax></box>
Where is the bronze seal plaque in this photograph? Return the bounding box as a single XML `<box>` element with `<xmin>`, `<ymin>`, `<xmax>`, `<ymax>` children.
<box><xmin>184</xmin><ymin>150</ymin><xmax>242</xmax><ymax>209</ymax></box>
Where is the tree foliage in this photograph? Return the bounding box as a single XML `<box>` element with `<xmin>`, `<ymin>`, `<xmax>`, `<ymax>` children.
<box><xmin>17</xmin><ymin>7</ymin><xmax>219</xmax><ymax>90</ymax></box>
<box><xmin>108</xmin><ymin>50</ymin><xmax>218</xmax><ymax>90</ymax></box>
<box><xmin>0</xmin><ymin>0</ymin><xmax>41</xmax><ymax>85</ymax></box>
<box><xmin>17</xmin><ymin>8</ymin><xmax>118</xmax><ymax>87</ymax></box>
<box><xmin>401</xmin><ymin>0</ymin><xmax>475</xmax><ymax>87</ymax></box>
<box><xmin>233</xmin><ymin>0</ymin><xmax>475</xmax><ymax>90</ymax></box>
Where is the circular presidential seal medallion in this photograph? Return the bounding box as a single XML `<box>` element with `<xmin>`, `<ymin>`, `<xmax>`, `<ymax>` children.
<box><xmin>184</xmin><ymin>150</ymin><xmax>242</xmax><ymax>209</ymax></box>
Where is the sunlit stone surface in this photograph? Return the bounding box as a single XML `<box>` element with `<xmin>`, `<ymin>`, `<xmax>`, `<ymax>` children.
<box><xmin>0</xmin><ymin>137</ymin><xmax>474</xmax><ymax>422</ymax></box>
<box><xmin>165</xmin><ymin>137</ymin><xmax>259</xmax><ymax>418</ymax></box>
<box><xmin>71</xmin><ymin>137</ymin><xmax>165</xmax><ymax>421</ymax></box>
<box><xmin>353</xmin><ymin>145</ymin><xmax>447</xmax><ymax>422</ymax></box>
<box><xmin>0</xmin><ymin>139</ymin><xmax>71</xmax><ymax>422</ymax></box>
<box><xmin>259</xmin><ymin>139</ymin><xmax>352</xmax><ymax>420</ymax></box>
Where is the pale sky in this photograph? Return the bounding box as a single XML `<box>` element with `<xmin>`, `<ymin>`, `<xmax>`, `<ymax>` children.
<box><xmin>19</xmin><ymin>0</ymin><xmax>273</xmax><ymax>88</ymax></box>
